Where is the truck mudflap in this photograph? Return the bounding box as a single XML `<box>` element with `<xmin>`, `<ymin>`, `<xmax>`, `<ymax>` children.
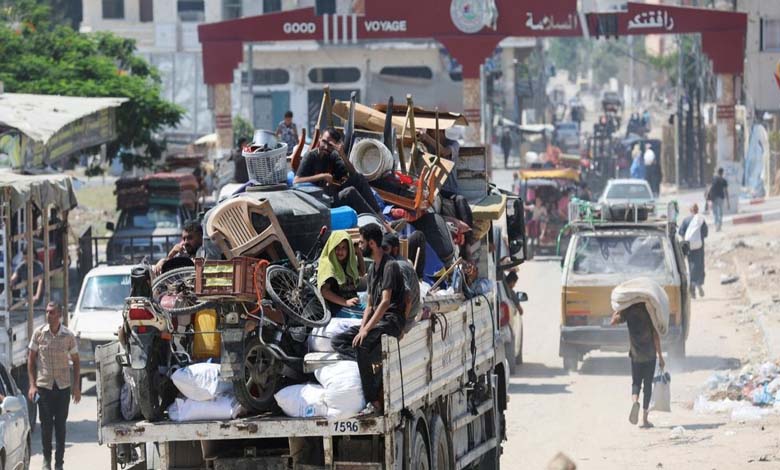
<box><xmin>128</xmin><ymin>330</ymin><xmax>159</xmax><ymax>369</ymax></box>
<box><xmin>220</xmin><ymin>327</ymin><xmax>244</xmax><ymax>380</ymax></box>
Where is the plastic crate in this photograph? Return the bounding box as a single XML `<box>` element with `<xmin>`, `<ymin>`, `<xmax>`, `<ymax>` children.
<box><xmin>244</xmin><ymin>143</ymin><xmax>288</xmax><ymax>185</ymax></box>
<box><xmin>194</xmin><ymin>257</ymin><xmax>268</xmax><ymax>300</ymax></box>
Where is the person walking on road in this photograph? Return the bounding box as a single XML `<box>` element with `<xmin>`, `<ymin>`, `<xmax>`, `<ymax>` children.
<box><xmin>501</xmin><ymin>128</ymin><xmax>512</xmax><ymax>169</ymax></box>
<box><xmin>708</xmin><ymin>167</ymin><xmax>730</xmax><ymax>231</ymax></box>
<box><xmin>28</xmin><ymin>302</ymin><xmax>81</xmax><ymax>470</ymax></box>
<box><xmin>610</xmin><ymin>302</ymin><xmax>665</xmax><ymax>428</ymax></box>
<box><xmin>679</xmin><ymin>203</ymin><xmax>708</xmax><ymax>299</ymax></box>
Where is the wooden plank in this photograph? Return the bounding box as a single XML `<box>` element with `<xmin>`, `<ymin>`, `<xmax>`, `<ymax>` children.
<box><xmin>25</xmin><ymin>200</ymin><xmax>33</xmax><ymax>341</ymax></box>
<box><xmin>42</xmin><ymin>205</ymin><xmax>50</xmax><ymax>308</ymax></box>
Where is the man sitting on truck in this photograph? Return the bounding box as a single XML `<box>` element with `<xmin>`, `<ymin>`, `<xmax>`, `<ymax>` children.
<box><xmin>332</xmin><ymin>223</ymin><xmax>406</xmax><ymax>414</ymax></box>
<box><xmin>381</xmin><ymin>233</ymin><xmax>421</xmax><ymax>327</ymax></box>
<box><xmin>153</xmin><ymin>221</ymin><xmax>203</xmax><ymax>274</ymax></box>
<box><xmin>294</xmin><ymin>127</ymin><xmax>381</xmax><ymax>216</ymax></box>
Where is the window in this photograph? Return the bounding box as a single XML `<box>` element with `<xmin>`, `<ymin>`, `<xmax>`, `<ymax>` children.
<box><xmin>308</xmin><ymin>67</ymin><xmax>361</xmax><ymax>84</ymax></box>
<box><xmin>139</xmin><ymin>0</ymin><xmax>153</xmax><ymax>22</ymax></box>
<box><xmin>118</xmin><ymin>207</ymin><xmax>180</xmax><ymax>230</ymax></box>
<box><xmin>178</xmin><ymin>0</ymin><xmax>204</xmax><ymax>22</ymax></box>
<box><xmin>572</xmin><ymin>235</ymin><xmax>671</xmax><ymax>277</ymax></box>
<box><xmin>252</xmin><ymin>69</ymin><xmax>290</xmax><ymax>86</ymax></box>
<box><xmin>102</xmin><ymin>0</ymin><xmax>124</xmax><ymax>19</ymax></box>
<box><xmin>223</xmin><ymin>0</ymin><xmax>241</xmax><ymax>20</ymax></box>
<box><xmin>263</xmin><ymin>0</ymin><xmax>282</xmax><ymax>13</ymax></box>
<box><xmin>761</xmin><ymin>19</ymin><xmax>780</xmax><ymax>52</ymax></box>
<box><xmin>79</xmin><ymin>275</ymin><xmax>132</xmax><ymax>311</ymax></box>
<box><xmin>379</xmin><ymin>66</ymin><xmax>433</xmax><ymax>80</ymax></box>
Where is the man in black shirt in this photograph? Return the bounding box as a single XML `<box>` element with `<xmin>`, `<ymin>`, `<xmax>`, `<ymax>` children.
<box><xmin>232</xmin><ymin>137</ymin><xmax>249</xmax><ymax>184</ymax></box>
<box><xmin>708</xmin><ymin>167</ymin><xmax>730</xmax><ymax>231</ymax></box>
<box><xmin>294</xmin><ymin>127</ymin><xmax>381</xmax><ymax>216</ymax></box>
<box><xmin>611</xmin><ymin>303</ymin><xmax>664</xmax><ymax>428</ymax></box>
<box><xmin>332</xmin><ymin>223</ymin><xmax>405</xmax><ymax>413</ymax></box>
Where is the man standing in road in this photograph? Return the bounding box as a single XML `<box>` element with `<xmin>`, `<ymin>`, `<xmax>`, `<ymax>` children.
<box><xmin>708</xmin><ymin>167</ymin><xmax>730</xmax><ymax>231</ymax></box>
<box><xmin>332</xmin><ymin>223</ymin><xmax>406</xmax><ymax>415</ymax></box>
<box><xmin>610</xmin><ymin>302</ymin><xmax>664</xmax><ymax>428</ymax></box>
<box><xmin>680</xmin><ymin>204</ymin><xmax>708</xmax><ymax>299</ymax></box>
<box><xmin>501</xmin><ymin>128</ymin><xmax>512</xmax><ymax>169</ymax></box>
<box><xmin>28</xmin><ymin>302</ymin><xmax>80</xmax><ymax>470</ymax></box>
<box><xmin>275</xmin><ymin>111</ymin><xmax>299</xmax><ymax>155</ymax></box>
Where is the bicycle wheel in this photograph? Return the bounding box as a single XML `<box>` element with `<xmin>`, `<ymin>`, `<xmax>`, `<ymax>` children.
<box><xmin>152</xmin><ymin>267</ymin><xmax>196</xmax><ymax>302</ymax></box>
<box><xmin>265</xmin><ymin>265</ymin><xmax>330</xmax><ymax>328</ymax></box>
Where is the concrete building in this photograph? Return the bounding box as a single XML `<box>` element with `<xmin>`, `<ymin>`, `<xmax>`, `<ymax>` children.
<box><xmin>738</xmin><ymin>0</ymin><xmax>780</xmax><ymax>114</ymax></box>
<box><xmin>80</xmin><ymin>0</ymin><xmax>531</xmax><ymax>146</ymax></box>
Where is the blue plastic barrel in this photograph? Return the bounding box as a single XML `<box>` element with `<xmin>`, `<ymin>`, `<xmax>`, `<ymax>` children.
<box><xmin>330</xmin><ymin>206</ymin><xmax>358</xmax><ymax>230</ymax></box>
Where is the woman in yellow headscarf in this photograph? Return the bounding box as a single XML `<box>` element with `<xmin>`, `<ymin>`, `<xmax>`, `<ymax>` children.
<box><xmin>317</xmin><ymin>230</ymin><xmax>363</xmax><ymax>317</ymax></box>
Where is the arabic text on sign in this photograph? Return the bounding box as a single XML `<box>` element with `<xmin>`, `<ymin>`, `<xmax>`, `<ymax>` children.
<box><xmin>627</xmin><ymin>10</ymin><xmax>674</xmax><ymax>31</ymax></box>
<box><xmin>525</xmin><ymin>12</ymin><xmax>578</xmax><ymax>32</ymax></box>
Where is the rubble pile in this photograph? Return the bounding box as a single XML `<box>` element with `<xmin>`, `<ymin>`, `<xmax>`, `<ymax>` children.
<box><xmin>696</xmin><ymin>361</ymin><xmax>780</xmax><ymax>421</ymax></box>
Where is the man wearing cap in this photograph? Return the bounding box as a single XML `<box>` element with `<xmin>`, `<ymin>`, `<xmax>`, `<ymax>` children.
<box><xmin>381</xmin><ymin>233</ymin><xmax>421</xmax><ymax>327</ymax></box>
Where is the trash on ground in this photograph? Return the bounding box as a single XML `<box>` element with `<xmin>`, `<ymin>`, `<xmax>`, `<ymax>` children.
<box><xmin>696</xmin><ymin>361</ymin><xmax>780</xmax><ymax>420</ymax></box>
<box><xmin>720</xmin><ymin>274</ymin><xmax>740</xmax><ymax>285</ymax></box>
<box><xmin>669</xmin><ymin>425</ymin><xmax>686</xmax><ymax>439</ymax></box>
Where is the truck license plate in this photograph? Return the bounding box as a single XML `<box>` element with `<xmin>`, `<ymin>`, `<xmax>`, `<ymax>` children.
<box><xmin>333</xmin><ymin>420</ymin><xmax>360</xmax><ymax>433</ymax></box>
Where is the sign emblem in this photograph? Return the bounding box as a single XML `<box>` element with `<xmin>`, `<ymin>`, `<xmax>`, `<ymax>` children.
<box><xmin>450</xmin><ymin>0</ymin><xmax>487</xmax><ymax>34</ymax></box>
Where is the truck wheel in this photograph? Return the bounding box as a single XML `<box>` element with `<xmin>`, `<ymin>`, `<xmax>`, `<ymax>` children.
<box><xmin>563</xmin><ymin>355</ymin><xmax>578</xmax><ymax>372</ymax></box>
<box><xmin>409</xmin><ymin>427</ymin><xmax>430</xmax><ymax>470</ymax></box>
<box><xmin>505</xmin><ymin>339</ymin><xmax>516</xmax><ymax>375</ymax></box>
<box><xmin>232</xmin><ymin>336</ymin><xmax>282</xmax><ymax>413</ymax></box>
<box><xmin>430</xmin><ymin>415</ymin><xmax>452</xmax><ymax>470</ymax></box>
<box><xmin>670</xmin><ymin>339</ymin><xmax>686</xmax><ymax>361</ymax></box>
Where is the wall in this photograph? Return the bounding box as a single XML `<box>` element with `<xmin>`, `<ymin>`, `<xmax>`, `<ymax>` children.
<box><xmin>740</xmin><ymin>0</ymin><xmax>780</xmax><ymax>112</ymax></box>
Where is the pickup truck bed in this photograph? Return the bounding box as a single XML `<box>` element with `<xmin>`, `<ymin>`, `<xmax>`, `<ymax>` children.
<box><xmin>96</xmin><ymin>293</ymin><xmax>502</xmax><ymax>469</ymax></box>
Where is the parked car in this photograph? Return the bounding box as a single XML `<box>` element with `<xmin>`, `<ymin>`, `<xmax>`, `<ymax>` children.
<box><xmin>553</xmin><ymin>121</ymin><xmax>581</xmax><ymax>153</ymax></box>
<box><xmin>70</xmin><ymin>265</ymin><xmax>133</xmax><ymax>387</ymax></box>
<box><xmin>0</xmin><ymin>360</ymin><xmax>31</xmax><ymax>469</ymax></box>
<box><xmin>106</xmin><ymin>205</ymin><xmax>195</xmax><ymax>264</ymax></box>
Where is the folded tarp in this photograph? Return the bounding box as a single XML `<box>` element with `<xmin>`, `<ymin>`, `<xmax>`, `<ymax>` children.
<box><xmin>610</xmin><ymin>277</ymin><xmax>670</xmax><ymax>336</ymax></box>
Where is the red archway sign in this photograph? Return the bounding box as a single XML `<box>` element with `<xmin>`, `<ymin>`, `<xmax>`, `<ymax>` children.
<box><xmin>198</xmin><ymin>1</ymin><xmax>745</xmax><ymax>86</ymax></box>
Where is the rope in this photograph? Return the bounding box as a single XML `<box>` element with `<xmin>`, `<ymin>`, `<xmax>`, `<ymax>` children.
<box><xmin>394</xmin><ymin>336</ymin><xmax>413</xmax><ymax>427</ymax></box>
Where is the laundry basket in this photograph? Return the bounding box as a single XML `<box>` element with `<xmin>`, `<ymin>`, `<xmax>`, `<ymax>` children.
<box><xmin>243</xmin><ymin>143</ymin><xmax>288</xmax><ymax>185</ymax></box>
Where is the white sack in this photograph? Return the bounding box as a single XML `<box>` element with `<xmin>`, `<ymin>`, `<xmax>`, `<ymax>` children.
<box><xmin>610</xmin><ymin>277</ymin><xmax>670</xmax><ymax>336</ymax></box>
<box><xmin>650</xmin><ymin>370</ymin><xmax>671</xmax><ymax>412</ymax></box>
<box><xmin>309</xmin><ymin>318</ymin><xmax>361</xmax><ymax>353</ymax></box>
<box><xmin>315</xmin><ymin>361</ymin><xmax>366</xmax><ymax>419</ymax></box>
<box><xmin>171</xmin><ymin>362</ymin><xmax>231</xmax><ymax>401</ymax></box>
<box><xmin>274</xmin><ymin>383</ymin><xmax>328</xmax><ymax>418</ymax></box>
<box><xmin>167</xmin><ymin>395</ymin><xmax>241</xmax><ymax>422</ymax></box>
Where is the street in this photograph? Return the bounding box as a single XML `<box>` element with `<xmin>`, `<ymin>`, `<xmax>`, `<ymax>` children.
<box><xmin>501</xmin><ymin>221</ymin><xmax>780</xmax><ymax>469</ymax></box>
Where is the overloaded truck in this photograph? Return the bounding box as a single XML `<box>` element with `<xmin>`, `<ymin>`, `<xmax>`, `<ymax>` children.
<box><xmin>95</xmin><ymin>96</ymin><xmax>527</xmax><ymax>469</ymax></box>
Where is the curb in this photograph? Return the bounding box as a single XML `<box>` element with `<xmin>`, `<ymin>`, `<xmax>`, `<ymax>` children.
<box><xmin>730</xmin><ymin>209</ymin><xmax>780</xmax><ymax>226</ymax></box>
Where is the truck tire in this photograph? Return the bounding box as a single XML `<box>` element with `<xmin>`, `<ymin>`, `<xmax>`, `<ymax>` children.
<box><xmin>232</xmin><ymin>336</ymin><xmax>282</xmax><ymax>413</ymax></box>
<box><xmin>409</xmin><ymin>427</ymin><xmax>430</xmax><ymax>470</ymax></box>
<box><xmin>429</xmin><ymin>415</ymin><xmax>452</xmax><ymax>470</ymax></box>
<box><xmin>563</xmin><ymin>355</ymin><xmax>578</xmax><ymax>372</ymax></box>
<box><xmin>670</xmin><ymin>338</ymin><xmax>686</xmax><ymax>361</ymax></box>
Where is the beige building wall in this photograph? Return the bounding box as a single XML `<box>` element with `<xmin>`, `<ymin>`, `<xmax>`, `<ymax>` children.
<box><xmin>739</xmin><ymin>0</ymin><xmax>780</xmax><ymax>112</ymax></box>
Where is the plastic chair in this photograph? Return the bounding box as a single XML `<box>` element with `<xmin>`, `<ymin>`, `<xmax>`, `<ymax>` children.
<box><xmin>206</xmin><ymin>197</ymin><xmax>298</xmax><ymax>268</ymax></box>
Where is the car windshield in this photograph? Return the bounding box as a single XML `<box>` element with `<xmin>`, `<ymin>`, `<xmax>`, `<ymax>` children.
<box><xmin>79</xmin><ymin>274</ymin><xmax>131</xmax><ymax>310</ymax></box>
<box><xmin>606</xmin><ymin>183</ymin><xmax>652</xmax><ymax>200</ymax></box>
<box><xmin>571</xmin><ymin>234</ymin><xmax>671</xmax><ymax>277</ymax></box>
<box><xmin>557</xmin><ymin>123</ymin><xmax>577</xmax><ymax>131</ymax></box>
<box><xmin>119</xmin><ymin>206</ymin><xmax>179</xmax><ymax>230</ymax></box>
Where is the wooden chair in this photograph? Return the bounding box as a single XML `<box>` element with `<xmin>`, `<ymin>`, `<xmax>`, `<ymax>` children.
<box><xmin>206</xmin><ymin>197</ymin><xmax>298</xmax><ymax>268</ymax></box>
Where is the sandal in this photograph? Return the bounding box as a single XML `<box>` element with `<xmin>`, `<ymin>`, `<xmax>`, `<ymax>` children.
<box><xmin>629</xmin><ymin>402</ymin><xmax>640</xmax><ymax>425</ymax></box>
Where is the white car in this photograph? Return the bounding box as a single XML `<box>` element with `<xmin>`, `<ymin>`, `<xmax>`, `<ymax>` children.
<box><xmin>70</xmin><ymin>265</ymin><xmax>133</xmax><ymax>386</ymax></box>
<box><xmin>598</xmin><ymin>179</ymin><xmax>655</xmax><ymax>207</ymax></box>
<box><xmin>0</xmin><ymin>361</ymin><xmax>30</xmax><ymax>469</ymax></box>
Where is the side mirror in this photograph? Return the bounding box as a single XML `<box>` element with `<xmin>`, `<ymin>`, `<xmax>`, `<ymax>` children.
<box><xmin>2</xmin><ymin>396</ymin><xmax>23</xmax><ymax>414</ymax></box>
<box><xmin>517</xmin><ymin>291</ymin><xmax>529</xmax><ymax>302</ymax></box>
<box><xmin>106</xmin><ymin>222</ymin><xmax>115</xmax><ymax>232</ymax></box>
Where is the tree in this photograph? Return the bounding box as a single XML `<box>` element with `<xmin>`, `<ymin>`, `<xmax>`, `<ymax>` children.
<box><xmin>0</xmin><ymin>1</ymin><xmax>183</xmax><ymax>162</ymax></box>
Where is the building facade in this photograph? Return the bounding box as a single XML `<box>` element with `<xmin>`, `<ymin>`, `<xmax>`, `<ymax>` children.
<box><xmin>738</xmin><ymin>0</ymin><xmax>780</xmax><ymax>114</ymax></box>
<box><xmin>81</xmin><ymin>0</ymin><xmax>531</xmax><ymax>146</ymax></box>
